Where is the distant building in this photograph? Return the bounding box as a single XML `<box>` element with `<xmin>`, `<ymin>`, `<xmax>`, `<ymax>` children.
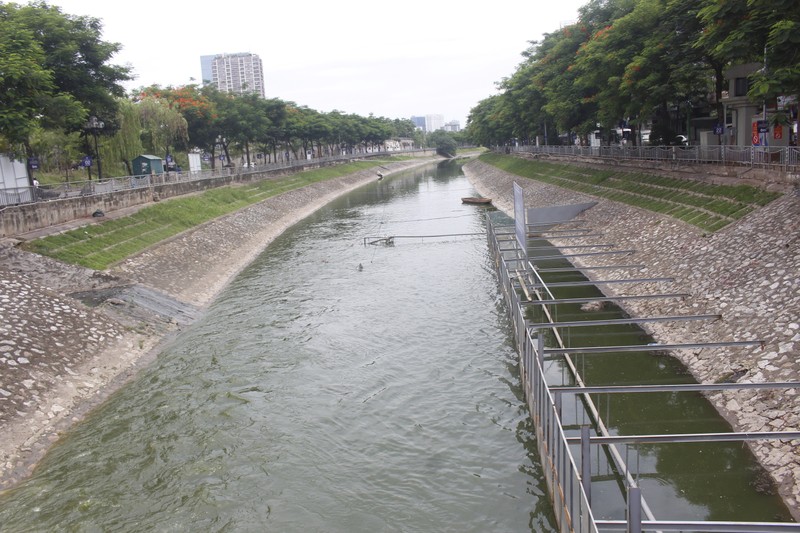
<box><xmin>425</xmin><ymin>114</ymin><xmax>444</xmax><ymax>132</ymax></box>
<box><xmin>411</xmin><ymin>114</ymin><xmax>452</xmax><ymax>132</ymax></box>
<box><xmin>200</xmin><ymin>52</ymin><xmax>265</xmax><ymax>98</ymax></box>
<box><xmin>200</xmin><ymin>55</ymin><xmax>214</xmax><ymax>85</ymax></box>
<box><xmin>410</xmin><ymin>116</ymin><xmax>426</xmax><ymax>131</ymax></box>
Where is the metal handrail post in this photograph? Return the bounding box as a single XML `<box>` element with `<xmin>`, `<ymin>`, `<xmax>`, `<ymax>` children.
<box><xmin>628</xmin><ymin>487</ymin><xmax>642</xmax><ymax>533</ymax></box>
<box><xmin>581</xmin><ymin>425</ymin><xmax>592</xmax><ymax>505</ymax></box>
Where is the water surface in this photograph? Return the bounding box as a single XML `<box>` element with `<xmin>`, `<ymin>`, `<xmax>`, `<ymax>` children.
<box><xmin>0</xmin><ymin>161</ymin><xmax>555</xmax><ymax>532</ymax></box>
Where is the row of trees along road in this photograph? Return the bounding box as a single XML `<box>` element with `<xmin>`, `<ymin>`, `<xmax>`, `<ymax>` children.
<box><xmin>466</xmin><ymin>0</ymin><xmax>799</xmax><ymax>147</ymax></box>
<box><xmin>1</xmin><ymin>2</ymin><xmax>465</xmax><ymax>184</ymax></box>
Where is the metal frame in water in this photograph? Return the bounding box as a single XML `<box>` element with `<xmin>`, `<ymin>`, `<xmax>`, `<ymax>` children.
<box><xmin>485</xmin><ymin>214</ymin><xmax>800</xmax><ymax>533</ymax></box>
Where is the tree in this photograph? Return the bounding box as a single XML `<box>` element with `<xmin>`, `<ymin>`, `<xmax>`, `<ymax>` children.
<box><xmin>466</xmin><ymin>95</ymin><xmax>515</xmax><ymax>147</ymax></box>
<box><xmin>1</xmin><ymin>1</ymin><xmax>131</xmax><ymax>181</ymax></box>
<box><xmin>0</xmin><ymin>14</ymin><xmax>55</xmax><ymax>147</ymax></box>
<box><xmin>104</xmin><ymin>98</ymin><xmax>144</xmax><ymax>176</ymax></box>
<box><xmin>10</xmin><ymin>1</ymin><xmax>131</xmax><ymax>128</ymax></box>
<box><xmin>427</xmin><ymin>130</ymin><xmax>458</xmax><ymax>157</ymax></box>
<box><xmin>137</xmin><ymin>94</ymin><xmax>189</xmax><ymax>166</ymax></box>
<box><xmin>698</xmin><ymin>0</ymin><xmax>800</xmax><ymax>107</ymax></box>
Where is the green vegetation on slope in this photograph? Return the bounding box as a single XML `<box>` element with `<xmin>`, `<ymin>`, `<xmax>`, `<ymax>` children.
<box><xmin>23</xmin><ymin>161</ymin><xmax>385</xmax><ymax>270</ymax></box>
<box><xmin>479</xmin><ymin>153</ymin><xmax>781</xmax><ymax>233</ymax></box>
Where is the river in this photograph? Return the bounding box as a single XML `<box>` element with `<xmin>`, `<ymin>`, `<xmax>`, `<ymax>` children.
<box><xmin>0</xmin><ymin>161</ymin><xmax>556</xmax><ymax>531</ymax></box>
<box><xmin>0</xmin><ymin>159</ymin><xmax>792</xmax><ymax>531</ymax></box>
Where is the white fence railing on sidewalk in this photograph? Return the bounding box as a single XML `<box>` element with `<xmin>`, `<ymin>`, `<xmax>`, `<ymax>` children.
<box><xmin>0</xmin><ymin>150</ymin><xmax>412</xmax><ymax>208</ymax></box>
<box><xmin>505</xmin><ymin>144</ymin><xmax>800</xmax><ymax>172</ymax></box>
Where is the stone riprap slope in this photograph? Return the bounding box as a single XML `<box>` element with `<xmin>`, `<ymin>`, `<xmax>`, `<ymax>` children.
<box><xmin>464</xmin><ymin>158</ymin><xmax>800</xmax><ymax>517</ymax></box>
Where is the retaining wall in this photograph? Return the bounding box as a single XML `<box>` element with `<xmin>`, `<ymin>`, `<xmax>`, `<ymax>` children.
<box><xmin>0</xmin><ymin>163</ymin><xmax>327</xmax><ymax>238</ymax></box>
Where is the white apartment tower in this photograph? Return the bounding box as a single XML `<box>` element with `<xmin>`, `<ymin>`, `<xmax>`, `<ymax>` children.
<box><xmin>425</xmin><ymin>114</ymin><xmax>445</xmax><ymax>132</ymax></box>
<box><xmin>201</xmin><ymin>53</ymin><xmax>265</xmax><ymax>98</ymax></box>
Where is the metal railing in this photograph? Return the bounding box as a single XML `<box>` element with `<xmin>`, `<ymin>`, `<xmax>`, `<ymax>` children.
<box><xmin>503</xmin><ymin>144</ymin><xmax>800</xmax><ymax>172</ymax></box>
<box><xmin>489</xmin><ymin>222</ymin><xmax>598</xmax><ymax>533</ymax></box>
<box><xmin>485</xmin><ymin>214</ymin><xmax>800</xmax><ymax>532</ymax></box>
<box><xmin>0</xmin><ymin>149</ymin><xmax>421</xmax><ymax>208</ymax></box>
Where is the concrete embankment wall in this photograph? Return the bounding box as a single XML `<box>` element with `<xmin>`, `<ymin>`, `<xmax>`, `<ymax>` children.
<box><xmin>0</xmin><ymin>168</ymin><xmax>296</xmax><ymax>238</ymax></box>
<box><xmin>463</xmin><ymin>158</ymin><xmax>800</xmax><ymax>516</ymax></box>
<box><xmin>1</xmin><ymin>152</ymin><xmax>443</xmax><ymax>238</ymax></box>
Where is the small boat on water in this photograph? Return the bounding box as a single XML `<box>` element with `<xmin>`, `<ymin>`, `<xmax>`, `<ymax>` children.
<box><xmin>461</xmin><ymin>197</ymin><xmax>492</xmax><ymax>205</ymax></box>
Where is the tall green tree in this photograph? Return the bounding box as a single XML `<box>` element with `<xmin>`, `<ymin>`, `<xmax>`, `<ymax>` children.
<box><xmin>137</xmin><ymin>94</ymin><xmax>188</xmax><ymax>163</ymax></box>
<box><xmin>535</xmin><ymin>23</ymin><xmax>597</xmax><ymax>142</ymax></box>
<box><xmin>104</xmin><ymin>98</ymin><xmax>145</xmax><ymax>176</ymax></box>
<box><xmin>699</xmin><ymin>0</ymin><xmax>800</xmax><ymax>107</ymax></box>
<box><xmin>10</xmin><ymin>1</ymin><xmax>131</xmax><ymax>127</ymax></box>
<box><xmin>427</xmin><ymin>130</ymin><xmax>457</xmax><ymax>157</ymax></box>
<box><xmin>573</xmin><ymin>0</ymin><xmax>656</xmax><ymax>138</ymax></box>
<box><xmin>1</xmin><ymin>1</ymin><xmax>131</xmax><ymax>181</ymax></box>
<box><xmin>466</xmin><ymin>95</ymin><xmax>515</xmax><ymax>147</ymax></box>
<box><xmin>0</xmin><ymin>14</ymin><xmax>57</xmax><ymax>148</ymax></box>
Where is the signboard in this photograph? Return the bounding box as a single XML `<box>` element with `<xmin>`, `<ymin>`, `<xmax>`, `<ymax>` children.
<box><xmin>774</xmin><ymin>124</ymin><xmax>783</xmax><ymax>140</ymax></box>
<box><xmin>713</xmin><ymin>124</ymin><xmax>724</xmax><ymax>135</ymax></box>
<box><xmin>28</xmin><ymin>157</ymin><xmax>40</xmax><ymax>170</ymax></box>
<box><xmin>757</xmin><ymin>120</ymin><xmax>769</xmax><ymax>133</ymax></box>
<box><xmin>82</xmin><ymin>155</ymin><xmax>93</xmax><ymax>167</ymax></box>
<box><xmin>188</xmin><ymin>152</ymin><xmax>202</xmax><ymax>173</ymax></box>
<box><xmin>513</xmin><ymin>181</ymin><xmax>527</xmax><ymax>259</ymax></box>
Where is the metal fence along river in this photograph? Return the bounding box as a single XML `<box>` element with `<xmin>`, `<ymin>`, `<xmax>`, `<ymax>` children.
<box><xmin>486</xmin><ymin>206</ymin><xmax>800</xmax><ymax>532</ymax></box>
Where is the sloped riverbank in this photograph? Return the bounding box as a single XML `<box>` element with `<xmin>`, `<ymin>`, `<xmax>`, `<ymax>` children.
<box><xmin>464</xmin><ymin>158</ymin><xmax>800</xmax><ymax>518</ymax></box>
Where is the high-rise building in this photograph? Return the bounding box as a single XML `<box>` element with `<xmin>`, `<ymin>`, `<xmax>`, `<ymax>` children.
<box><xmin>410</xmin><ymin>116</ymin><xmax>426</xmax><ymax>131</ymax></box>
<box><xmin>444</xmin><ymin>120</ymin><xmax>461</xmax><ymax>132</ymax></box>
<box><xmin>200</xmin><ymin>53</ymin><xmax>265</xmax><ymax>98</ymax></box>
<box><xmin>425</xmin><ymin>114</ymin><xmax>445</xmax><ymax>132</ymax></box>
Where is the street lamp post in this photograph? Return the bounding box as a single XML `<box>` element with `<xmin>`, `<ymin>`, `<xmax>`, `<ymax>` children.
<box><xmin>85</xmin><ymin>116</ymin><xmax>104</xmax><ymax>180</ymax></box>
<box><xmin>215</xmin><ymin>135</ymin><xmax>227</xmax><ymax>169</ymax></box>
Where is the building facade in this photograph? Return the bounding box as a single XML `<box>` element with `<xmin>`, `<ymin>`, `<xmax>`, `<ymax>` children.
<box><xmin>720</xmin><ymin>63</ymin><xmax>796</xmax><ymax>147</ymax></box>
<box><xmin>200</xmin><ymin>53</ymin><xmax>265</xmax><ymax>98</ymax></box>
<box><xmin>443</xmin><ymin>120</ymin><xmax>461</xmax><ymax>132</ymax></box>
<box><xmin>425</xmin><ymin>114</ymin><xmax>444</xmax><ymax>132</ymax></box>
<box><xmin>410</xmin><ymin>116</ymin><xmax>426</xmax><ymax>131</ymax></box>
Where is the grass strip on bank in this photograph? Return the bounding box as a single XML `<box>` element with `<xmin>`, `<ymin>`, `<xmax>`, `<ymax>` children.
<box><xmin>479</xmin><ymin>153</ymin><xmax>781</xmax><ymax>233</ymax></box>
<box><xmin>23</xmin><ymin>161</ymin><xmax>385</xmax><ymax>270</ymax></box>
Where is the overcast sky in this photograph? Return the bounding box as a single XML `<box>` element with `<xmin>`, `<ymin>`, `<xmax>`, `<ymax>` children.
<box><xmin>45</xmin><ymin>0</ymin><xmax>586</xmax><ymax>127</ymax></box>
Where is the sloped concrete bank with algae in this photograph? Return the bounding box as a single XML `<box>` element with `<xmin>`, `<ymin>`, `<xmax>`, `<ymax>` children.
<box><xmin>0</xmin><ymin>159</ymin><xmax>434</xmax><ymax>490</ymax></box>
<box><xmin>464</xmin><ymin>158</ymin><xmax>800</xmax><ymax>519</ymax></box>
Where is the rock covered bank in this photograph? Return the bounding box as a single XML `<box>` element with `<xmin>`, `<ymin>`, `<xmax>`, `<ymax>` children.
<box><xmin>464</xmin><ymin>158</ymin><xmax>800</xmax><ymax>518</ymax></box>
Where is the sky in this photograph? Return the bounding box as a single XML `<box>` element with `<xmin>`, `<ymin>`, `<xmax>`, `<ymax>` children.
<box><xmin>45</xmin><ymin>0</ymin><xmax>587</xmax><ymax>128</ymax></box>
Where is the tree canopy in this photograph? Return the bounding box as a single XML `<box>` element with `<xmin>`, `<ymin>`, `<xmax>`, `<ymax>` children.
<box><xmin>466</xmin><ymin>0</ymin><xmax>800</xmax><ymax>146</ymax></box>
<box><xmin>0</xmin><ymin>1</ymin><xmax>430</xmax><ymax>180</ymax></box>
